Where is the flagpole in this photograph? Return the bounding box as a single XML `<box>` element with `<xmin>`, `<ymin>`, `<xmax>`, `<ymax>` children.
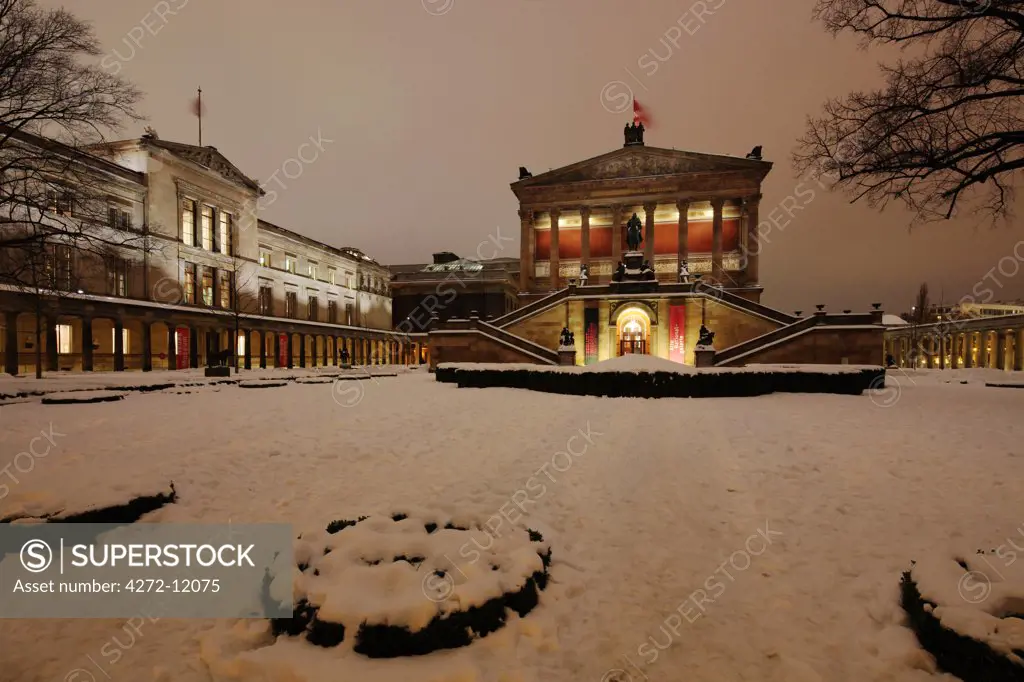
<box><xmin>197</xmin><ymin>87</ymin><xmax>203</xmax><ymax>146</ymax></box>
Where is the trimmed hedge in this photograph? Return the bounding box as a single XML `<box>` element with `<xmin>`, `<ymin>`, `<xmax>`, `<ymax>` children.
<box><xmin>900</xmin><ymin>571</ymin><xmax>1024</xmax><ymax>682</ymax></box>
<box><xmin>435</xmin><ymin>366</ymin><xmax>884</xmax><ymax>398</ymax></box>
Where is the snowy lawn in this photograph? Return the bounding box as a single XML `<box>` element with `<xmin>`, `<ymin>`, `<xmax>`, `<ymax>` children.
<box><xmin>0</xmin><ymin>368</ymin><xmax>1022</xmax><ymax>681</ymax></box>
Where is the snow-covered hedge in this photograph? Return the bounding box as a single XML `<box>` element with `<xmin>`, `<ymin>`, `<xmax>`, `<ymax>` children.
<box><xmin>267</xmin><ymin>513</ymin><xmax>552</xmax><ymax>658</ymax></box>
<box><xmin>435</xmin><ymin>363</ymin><xmax>884</xmax><ymax>398</ymax></box>
<box><xmin>900</xmin><ymin>554</ymin><xmax>1024</xmax><ymax>682</ymax></box>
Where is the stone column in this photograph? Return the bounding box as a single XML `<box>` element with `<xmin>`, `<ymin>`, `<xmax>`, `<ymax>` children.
<box><xmin>549</xmin><ymin>208</ymin><xmax>561</xmax><ymax>291</ymax></box>
<box><xmin>979</xmin><ymin>331</ymin><xmax>990</xmax><ymax>368</ymax></box>
<box><xmin>114</xmin><ymin>320</ymin><xmax>125</xmax><ymax>371</ymax></box>
<box><xmin>676</xmin><ymin>199</ymin><xmax>690</xmax><ymax>274</ymax></box>
<box><xmin>299</xmin><ymin>334</ymin><xmax>306</xmax><ymax>368</ymax></box>
<box><xmin>939</xmin><ymin>333</ymin><xmax>947</xmax><ymax>369</ymax></box>
<box><xmin>323</xmin><ymin>337</ymin><xmax>329</xmax><ymax>365</ymax></box>
<box><xmin>45</xmin><ymin>316</ymin><xmax>58</xmax><ymax>371</ymax></box>
<box><xmin>286</xmin><ymin>333</ymin><xmax>294</xmax><ymax>369</ymax></box>
<box><xmin>259</xmin><ymin>331</ymin><xmax>267</xmax><ymax>369</ymax></box>
<box><xmin>710</xmin><ymin>198</ymin><xmax>725</xmax><ymax>283</ymax></box>
<box><xmin>1015</xmin><ymin>328</ymin><xmax>1024</xmax><ymax>371</ymax></box>
<box><xmin>744</xmin><ymin>195</ymin><xmax>761</xmax><ymax>284</ymax></box>
<box><xmin>243</xmin><ymin>329</ymin><xmax>252</xmax><ymax>369</ymax></box>
<box><xmin>580</xmin><ymin>206</ymin><xmax>591</xmax><ymax>273</ymax></box>
<box><xmin>964</xmin><ymin>332</ymin><xmax>975</xmax><ymax>368</ymax></box>
<box><xmin>643</xmin><ymin>202</ymin><xmax>657</xmax><ymax>264</ymax></box>
<box><xmin>611</xmin><ymin>205</ymin><xmax>623</xmax><ymax>267</ymax></box>
<box><xmin>81</xmin><ymin>317</ymin><xmax>94</xmax><ymax>372</ymax></box>
<box><xmin>4</xmin><ymin>311</ymin><xmax>17</xmax><ymax>376</ymax></box>
<box><xmin>166</xmin><ymin>324</ymin><xmax>177</xmax><ymax>370</ymax></box>
<box><xmin>997</xmin><ymin>330</ymin><xmax>1008</xmax><ymax>370</ymax></box>
<box><xmin>141</xmin><ymin>322</ymin><xmax>152</xmax><ymax>372</ymax></box>
<box><xmin>518</xmin><ymin>209</ymin><xmax>534</xmax><ymax>291</ymax></box>
<box><xmin>951</xmin><ymin>334</ymin><xmax>960</xmax><ymax>369</ymax></box>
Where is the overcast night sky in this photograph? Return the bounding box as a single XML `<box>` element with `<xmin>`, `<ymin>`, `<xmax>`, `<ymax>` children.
<box><xmin>57</xmin><ymin>0</ymin><xmax>1024</xmax><ymax>314</ymax></box>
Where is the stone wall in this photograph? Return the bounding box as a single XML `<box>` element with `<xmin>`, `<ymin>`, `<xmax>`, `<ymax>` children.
<box><xmin>429</xmin><ymin>331</ymin><xmax>552</xmax><ymax>369</ymax></box>
<box><xmin>724</xmin><ymin>327</ymin><xmax>884</xmax><ymax>366</ymax></box>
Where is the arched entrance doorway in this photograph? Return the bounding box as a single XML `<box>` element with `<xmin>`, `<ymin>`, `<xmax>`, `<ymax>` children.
<box><xmin>616</xmin><ymin>307</ymin><xmax>651</xmax><ymax>356</ymax></box>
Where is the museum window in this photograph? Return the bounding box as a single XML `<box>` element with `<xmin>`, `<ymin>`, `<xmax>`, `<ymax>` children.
<box><xmin>258</xmin><ymin>281</ymin><xmax>273</xmax><ymax>315</ymax></box>
<box><xmin>345</xmin><ymin>302</ymin><xmax>354</xmax><ymax>325</ymax></box>
<box><xmin>308</xmin><ymin>261</ymin><xmax>318</xmax><ymax>280</ymax></box>
<box><xmin>45</xmin><ymin>243</ymin><xmax>72</xmax><ymax>291</ymax></box>
<box><xmin>307</xmin><ymin>293</ymin><xmax>319</xmax><ymax>321</ymax></box>
<box><xmin>285</xmin><ymin>290</ymin><xmax>297</xmax><ymax>318</ymax></box>
<box><xmin>112</xmin><ymin>328</ymin><xmax>129</xmax><ymax>352</ymax></box>
<box><xmin>219</xmin><ymin>271</ymin><xmax>232</xmax><ymax>308</ymax></box>
<box><xmin>201</xmin><ymin>267</ymin><xmax>214</xmax><ymax>306</ymax></box>
<box><xmin>259</xmin><ymin>247</ymin><xmax>272</xmax><ymax>268</ymax></box>
<box><xmin>47</xmin><ymin>188</ymin><xmax>74</xmax><ymax>216</ymax></box>
<box><xmin>328</xmin><ymin>267</ymin><xmax>337</xmax><ymax>285</ymax></box>
<box><xmin>108</xmin><ymin>206</ymin><xmax>132</xmax><ymax>230</ymax></box>
<box><xmin>56</xmin><ymin>324</ymin><xmax>72</xmax><ymax>354</ymax></box>
<box><xmin>327</xmin><ymin>299</ymin><xmax>338</xmax><ymax>324</ymax></box>
<box><xmin>182</xmin><ymin>199</ymin><xmax>197</xmax><ymax>246</ymax></box>
<box><xmin>285</xmin><ymin>253</ymin><xmax>297</xmax><ymax>274</ymax></box>
<box><xmin>184</xmin><ymin>263</ymin><xmax>196</xmax><ymax>304</ymax></box>
<box><xmin>106</xmin><ymin>256</ymin><xmax>129</xmax><ymax>297</ymax></box>
<box><xmin>219</xmin><ymin>211</ymin><xmax>232</xmax><ymax>255</ymax></box>
<box><xmin>201</xmin><ymin>205</ymin><xmax>215</xmax><ymax>251</ymax></box>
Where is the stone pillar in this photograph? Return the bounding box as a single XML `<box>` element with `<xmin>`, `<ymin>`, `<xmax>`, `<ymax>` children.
<box><xmin>310</xmin><ymin>336</ymin><xmax>318</xmax><ymax>368</ymax></box>
<box><xmin>710</xmin><ymin>198</ymin><xmax>725</xmax><ymax>283</ymax></box>
<box><xmin>166</xmin><ymin>324</ymin><xmax>176</xmax><ymax>370</ymax></box>
<box><xmin>611</xmin><ymin>205</ymin><xmax>623</xmax><ymax>268</ymax></box>
<box><xmin>926</xmin><ymin>336</ymin><xmax>936</xmax><ymax>368</ymax></box>
<box><xmin>286</xmin><ymin>334</ymin><xmax>294</xmax><ymax>369</ymax></box>
<box><xmin>4</xmin><ymin>311</ymin><xmax>17</xmax><ymax>376</ymax></box>
<box><xmin>997</xmin><ymin>330</ymin><xmax>1008</xmax><ymax>370</ymax></box>
<box><xmin>299</xmin><ymin>334</ymin><xmax>306</xmax><ymax>368</ymax></box>
<box><xmin>141</xmin><ymin>322</ymin><xmax>152</xmax><ymax>372</ymax></box>
<box><xmin>332</xmin><ymin>337</ymin><xmax>338</xmax><ymax>366</ymax></box>
<box><xmin>519</xmin><ymin>209</ymin><xmax>534</xmax><ymax>291</ymax></box>
<box><xmin>45</xmin><ymin>316</ymin><xmax>58</xmax><ymax>372</ymax></box>
<box><xmin>1015</xmin><ymin>328</ymin><xmax>1024</xmax><ymax>371</ymax></box>
<box><xmin>744</xmin><ymin>195</ymin><xmax>761</xmax><ymax>284</ymax></box>
<box><xmin>243</xmin><ymin>329</ymin><xmax>252</xmax><ymax>370</ymax></box>
<box><xmin>939</xmin><ymin>333</ymin><xmax>947</xmax><ymax>369</ymax></box>
<box><xmin>580</xmin><ymin>206</ymin><xmax>591</xmax><ymax>272</ymax></box>
<box><xmin>964</xmin><ymin>333</ymin><xmax>975</xmax><ymax>368</ymax></box>
<box><xmin>114</xmin><ymin>320</ymin><xmax>125</xmax><ymax>371</ymax></box>
<box><xmin>259</xmin><ymin>331</ymin><xmax>267</xmax><ymax>369</ymax></box>
<box><xmin>549</xmin><ymin>208</ymin><xmax>561</xmax><ymax>291</ymax></box>
<box><xmin>951</xmin><ymin>334</ymin><xmax>960</xmax><ymax>369</ymax></box>
<box><xmin>323</xmin><ymin>337</ymin><xmax>329</xmax><ymax>365</ymax></box>
<box><xmin>643</xmin><ymin>202</ymin><xmax>657</xmax><ymax>264</ymax></box>
<box><xmin>979</xmin><ymin>331</ymin><xmax>990</xmax><ymax>368</ymax></box>
<box><xmin>676</xmin><ymin>199</ymin><xmax>690</xmax><ymax>273</ymax></box>
<box><xmin>81</xmin><ymin>317</ymin><xmax>94</xmax><ymax>372</ymax></box>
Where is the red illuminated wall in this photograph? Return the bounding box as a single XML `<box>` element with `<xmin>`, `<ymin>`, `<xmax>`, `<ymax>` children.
<box><xmin>534</xmin><ymin>219</ymin><xmax>739</xmax><ymax>260</ymax></box>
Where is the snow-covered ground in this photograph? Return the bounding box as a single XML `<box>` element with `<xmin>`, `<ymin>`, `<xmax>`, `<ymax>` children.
<box><xmin>0</xmin><ymin>367</ymin><xmax>1023</xmax><ymax>681</ymax></box>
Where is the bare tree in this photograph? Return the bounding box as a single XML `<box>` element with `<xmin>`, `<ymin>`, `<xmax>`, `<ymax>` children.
<box><xmin>0</xmin><ymin>0</ymin><xmax>145</xmax><ymax>377</ymax></box>
<box><xmin>795</xmin><ymin>0</ymin><xmax>1024</xmax><ymax>222</ymax></box>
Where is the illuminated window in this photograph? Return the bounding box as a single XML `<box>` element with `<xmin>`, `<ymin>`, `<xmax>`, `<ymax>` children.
<box><xmin>219</xmin><ymin>271</ymin><xmax>232</xmax><ymax>308</ymax></box>
<box><xmin>201</xmin><ymin>268</ymin><xmax>214</xmax><ymax>306</ymax></box>
<box><xmin>56</xmin><ymin>324</ymin><xmax>72</xmax><ymax>354</ymax></box>
<box><xmin>308</xmin><ymin>262</ymin><xmax>318</xmax><ymax>280</ymax></box>
<box><xmin>182</xmin><ymin>199</ymin><xmax>196</xmax><ymax>246</ymax></box>
<box><xmin>111</xmin><ymin>328</ymin><xmax>129</xmax><ymax>351</ymax></box>
<box><xmin>201</xmin><ymin>206</ymin><xmax>214</xmax><ymax>251</ymax></box>
<box><xmin>285</xmin><ymin>290</ymin><xmax>297</xmax><ymax>318</ymax></box>
<box><xmin>184</xmin><ymin>263</ymin><xmax>196</xmax><ymax>303</ymax></box>
<box><xmin>328</xmin><ymin>268</ymin><xmax>337</xmax><ymax>285</ymax></box>
<box><xmin>219</xmin><ymin>212</ymin><xmax>232</xmax><ymax>255</ymax></box>
<box><xmin>307</xmin><ymin>292</ymin><xmax>319</xmax><ymax>321</ymax></box>
<box><xmin>258</xmin><ymin>281</ymin><xmax>273</xmax><ymax>314</ymax></box>
<box><xmin>285</xmin><ymin>253</ymin><xmax>296</xmax><ymax>274</ymax></box>
<box><xmin>259</xmin><ymin>247</ymin><xmax>271</xmax><ymax>268</ymax></box>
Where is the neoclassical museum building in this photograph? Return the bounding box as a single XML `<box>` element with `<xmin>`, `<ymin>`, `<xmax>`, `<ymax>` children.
<box><xmin>428</xmin><ymin>125</ymin><xmax>886</xmax><ymax>367</ymax></box>
<box><xmin>0</xmin><ymin>127</ymin><xmax>419</xmax><ymax>375</ymax></box>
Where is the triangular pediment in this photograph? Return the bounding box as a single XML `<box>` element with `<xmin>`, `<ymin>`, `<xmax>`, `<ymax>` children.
<box><xmin>148</xmin><ymin>139</ymin><xmax>263</xmax><ymax>194</ymax></box>
<box><xmin>514</xmin><ymin>146</ymin><xmax>769</xmax><ymax>188</ymax></box>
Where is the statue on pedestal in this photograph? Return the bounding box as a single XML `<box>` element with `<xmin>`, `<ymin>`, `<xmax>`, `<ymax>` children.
<box><xmin>640</xmin><ymin>259</ymin><xmax>655</xmax><ymax>281</ymax></box>
<box><xmin>612</xmin><ymin>261</ymin><xmax>626</xmax><ymax>282</ymax></box>
<box><xmin>579</xmin><ymin>263</ymin><xmax>589</xmax><ymax>285</ymax></box>
<box><xmin>697</xmin><ymin>324</ymin><xmax>715</xmax><ymax>348</ymax></box>
<box><xmin>679</xmin><ymin>261</ymin><xmax>690</xmax><ymax>283</ymax></box>
<box><xmin>625</xmin><ymin>213</ymin><xmax>643</xmax><ymax>252</ymax></box>
<box><xmin>559</xmin><ymin>326</ymin><xmax>575</xmax><ymax>348</ymax></box>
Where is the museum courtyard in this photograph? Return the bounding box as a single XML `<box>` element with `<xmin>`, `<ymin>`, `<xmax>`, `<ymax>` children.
<box><xmin>0</xmin><ymin>367</ymin><xmax>1021</xmax><ymax>682</ymax></box>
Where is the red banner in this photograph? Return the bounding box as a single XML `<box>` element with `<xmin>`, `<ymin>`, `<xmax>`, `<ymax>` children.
<box><xmin>669</xmin><ymin>305</ymin><xmax>686</xmax><ymax>364</ymax></box>
<box><xmin>175</xmin><ymin>328</ymin><xmax>190</xmax><ymax>369</ymax></box>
